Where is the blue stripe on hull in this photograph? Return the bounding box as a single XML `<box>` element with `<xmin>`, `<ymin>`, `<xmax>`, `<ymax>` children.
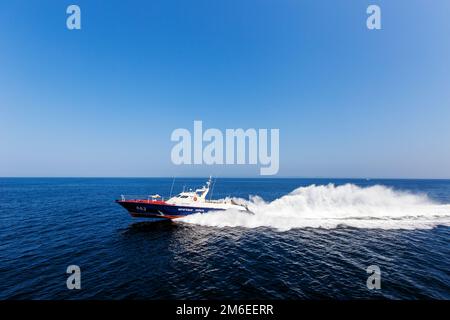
<box><xmin>116</xmin><ymin>200</ymin><xmax>224</xmax><ymax>219</ymax></box>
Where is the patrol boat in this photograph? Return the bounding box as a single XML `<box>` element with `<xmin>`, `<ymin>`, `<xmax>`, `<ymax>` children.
<box><xmin>116</xmin><ymin>178</ymin><xmax>251</xmax><ymax>219</ymax></box>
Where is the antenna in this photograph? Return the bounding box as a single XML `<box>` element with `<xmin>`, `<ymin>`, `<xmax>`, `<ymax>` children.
<box><xmin>207</xmin><ymin>175</ymin><xmax>212</xmax><ymax>187</ymax></box>
<box><xmin>169</xmin><ymin>177</ymin><xmax>175</xmax><ymax>198</ymax></box>
<box><xmin>209</xmin><ymin>177</ymin><xmax>216</xmax><ymax>200</ymax></box>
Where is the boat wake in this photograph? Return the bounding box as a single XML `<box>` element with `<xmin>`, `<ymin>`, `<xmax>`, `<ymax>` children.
<box><xmin>178</xmin><ymin>184</ymin><xmax>450</xmax><ymax>230</ymax></box>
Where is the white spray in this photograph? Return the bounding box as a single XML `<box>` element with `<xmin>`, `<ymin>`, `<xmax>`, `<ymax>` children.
<box><xmin>179</xmin><ymin>184</ymin><xmax>450</xmax><ymax>231</ymax></box>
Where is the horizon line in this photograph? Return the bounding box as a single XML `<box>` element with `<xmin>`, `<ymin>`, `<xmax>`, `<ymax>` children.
<box><xmin>1</xmin><ymin>176</ymin><xmax>450</xmax><ymax>180</ymax></box>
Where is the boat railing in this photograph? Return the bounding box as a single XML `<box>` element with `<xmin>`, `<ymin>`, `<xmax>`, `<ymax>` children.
<box><xmin>119</xmin><ymin>194</ymin><xmax>166</xmax><ymax>202</ymax></box>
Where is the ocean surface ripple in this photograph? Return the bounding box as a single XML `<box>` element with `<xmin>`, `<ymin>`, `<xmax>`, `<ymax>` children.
<box><xmin>0</xmin><ymin>178</ymin><xmax>449</xmax><ymax>299</ymax></box>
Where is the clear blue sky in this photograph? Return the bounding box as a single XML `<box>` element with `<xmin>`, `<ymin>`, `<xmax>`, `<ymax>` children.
<box><xmin>1</xmin><ymin>0</ymin><xmax>449</xmax><ymax>178</ymax></box>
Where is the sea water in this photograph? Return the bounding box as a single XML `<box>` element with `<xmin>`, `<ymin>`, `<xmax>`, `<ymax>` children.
<box><xmin>0</xmin><ymin>178</ymin><xmax>449</xmax><ymax>299</ymax></box>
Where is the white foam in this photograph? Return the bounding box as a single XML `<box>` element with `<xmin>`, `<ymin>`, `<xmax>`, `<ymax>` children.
<box><xmin>178</xmin><ymin>184</ymin><xmax>450</xmax><ymax>231</ymax></box>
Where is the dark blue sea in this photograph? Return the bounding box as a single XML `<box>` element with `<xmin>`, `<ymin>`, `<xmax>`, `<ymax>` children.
<box><xmin>0</xmin><ymin>178</ymin><xmax>449</xmax><ymax>299</ymax></box>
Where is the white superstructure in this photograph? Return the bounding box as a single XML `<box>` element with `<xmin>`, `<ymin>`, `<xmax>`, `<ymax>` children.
<box><xmin>166</xmin><ymin>177</ymin><xmax>249</xmax><ymax>211</ymax></box>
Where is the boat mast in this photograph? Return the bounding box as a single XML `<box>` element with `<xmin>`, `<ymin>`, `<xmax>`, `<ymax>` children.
<box><xmin>209</xmin><ymin>177</ymin><xmax>216</xmax><ymax>200</ymax></box>
<box><xmin>169</xmin><ymin>177</ymin><xmax>175</xmax><ymax>198</ymax></box>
